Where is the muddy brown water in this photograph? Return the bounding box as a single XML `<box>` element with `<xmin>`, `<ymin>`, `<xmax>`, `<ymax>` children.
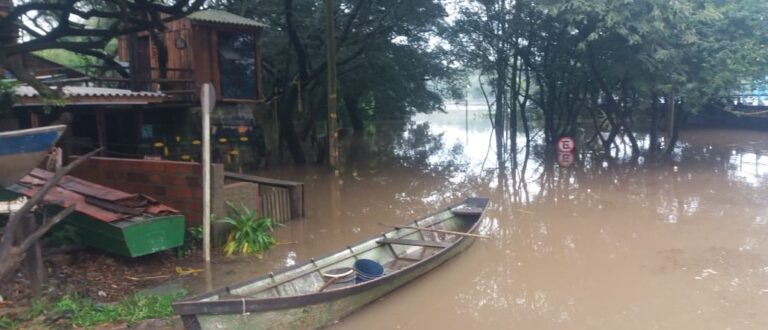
<box><xmin>183</xmin><ymin>108</ymin><xmax>768</xmax><ymax>329</ymax></box>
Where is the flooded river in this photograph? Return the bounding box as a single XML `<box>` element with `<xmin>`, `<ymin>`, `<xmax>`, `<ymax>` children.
<box><xmin>187</xmin><ymin>106</ymin><xmax>768</xmax><ymax>329</ymax></box>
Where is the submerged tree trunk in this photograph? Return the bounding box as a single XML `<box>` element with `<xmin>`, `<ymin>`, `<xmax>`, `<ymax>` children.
<box><xmin>278</xmin><ymin>86</ymin><xmax>306</xmax><ymax>164</ymax></box>
<box><xmin>345</xmin><ymin>94</ymin><xmax>364</xmax><ymax>135</ymax></box>
<box><xmin>649</xmin><ymin>93</ymin><xmax>659</xmax><ymax>155</ymax></box>
<box><xmin>663</xmin><ymin>99</ymin><xmax>683</xmax><ymax>155</ymax></box>
<box><xmin>508</xmin><ymin>53</ymin><xmax>519</xmax><ymax>165</ymax></box>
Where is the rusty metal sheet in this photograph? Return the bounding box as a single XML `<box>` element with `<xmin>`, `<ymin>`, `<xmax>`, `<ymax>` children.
<box><xmin>29</xmin><ymin>168</ymin><xmax>135</xmax><ymax>202</ymax></box>
<box><xmin>10</xmin><ymin>169</ymin><xmax>180</xmax><ymax>222</ymax></box>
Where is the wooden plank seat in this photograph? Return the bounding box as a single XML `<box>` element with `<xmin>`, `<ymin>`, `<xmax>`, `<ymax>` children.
<box><xmin>376</xmin><ymin>238</ymin><xmax>450</xmax><ymax>249</ymax></box>
<box><xmin>450</xmin><ymin>207</ymin><xmax>484</xmax><ymax>216</ymax></box>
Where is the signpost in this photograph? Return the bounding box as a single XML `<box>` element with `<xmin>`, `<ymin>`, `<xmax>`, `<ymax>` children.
<box><xmin>556</xmin><ymin>136</ymin><xmax>575</xmax><ymax>153</ymax></box>
<box><xmin>557</xmin><ymin>151</ymin><xmax>574</xmax><ymax>167</ymax></box>
<box><xmin>556</xmin><ymin>136</ymin><xmax>576</xmax><ymax>168</ymax></box>
<box><xmin>201</xmin><ymin>83</ymin><xmax>215</xmax><ymax>263</ymax></box>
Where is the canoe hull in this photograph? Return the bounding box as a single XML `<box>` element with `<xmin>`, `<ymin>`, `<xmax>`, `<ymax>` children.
<box><xmin>174</xmin><ymin>197</ymin><xmax>490</xmax><ymax>330</ymax></box>
<box><xmin>0</xmin><ymin>125</ymin><xmax>66</xmax><ymax>187</ymax></box>
<box><xmin>187</xmin><ymin>235</ymin><xmax>476</xmax><ymax>330</ymax></box>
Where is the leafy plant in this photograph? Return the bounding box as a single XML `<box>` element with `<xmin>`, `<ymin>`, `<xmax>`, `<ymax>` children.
<box><xmin>43</xmin><ymin>223</ymin><xmax>82</xmax><ymax>248</ymax></box>
<box><xmin>0</xmin><ymin>80</ymin><xmax>17</xmax><ymax>119</ymax></box>
<box><xmin>217</xmin><ymin>202</ymin><xmax>280</xmax><ymax>256</ymax></box>
<box><xmin>1</xmin><ymin>291</ymin><xmax>184</xmax><ymax>329</ymax></box>
<box><xmin>54</xmin><ymin>292</ymin><xmax>181</xmax><ymax>327</ymax></box>
<box><xmin>173</xmin><ymin>225</ymin><xmax>203</xmax><ymax>257</ymax></box>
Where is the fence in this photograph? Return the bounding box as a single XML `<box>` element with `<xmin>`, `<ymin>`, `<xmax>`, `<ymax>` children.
<box><xmin>224</xmin><ymin>172</ymin><xmax>304</xmax><ymax>223</ymax></box>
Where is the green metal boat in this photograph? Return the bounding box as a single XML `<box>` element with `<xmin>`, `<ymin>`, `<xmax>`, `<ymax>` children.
<box><xmin>6</xmin><ymin>168</ymin><xmax>185</xmax><ymax>257</ymax></box>
<box><xmin>172</xmin><ymin>197</ymin><xmax>490</xmax><ymax>330</ymax></box>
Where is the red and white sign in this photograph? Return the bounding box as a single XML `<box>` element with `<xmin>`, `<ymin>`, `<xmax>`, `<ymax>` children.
<box><xmin>557</xmin><ymin>151</ymin><xmax>575</xmax><ymax>167</ymax></box>
<box><xmin>556</xmin><ymin>136</ymin><xmax>576</xmax><ymax>153</ymax></box>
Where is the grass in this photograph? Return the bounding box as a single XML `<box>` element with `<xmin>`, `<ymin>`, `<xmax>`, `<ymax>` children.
<box><xmin>0</xmin><ymin>291</ymin><xmax>185</xmax><ymax>329</ymax></box>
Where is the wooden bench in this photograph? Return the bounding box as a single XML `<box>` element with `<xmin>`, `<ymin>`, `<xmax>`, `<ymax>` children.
<box><xmin>376</xmin><ymin>238</ymin><xmax>450</xmax><ymax>249</ymax></box>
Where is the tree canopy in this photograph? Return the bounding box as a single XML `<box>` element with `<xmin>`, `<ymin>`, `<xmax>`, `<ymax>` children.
<box><xmin>447</xmin><ymin>0</ymin><xmax>768</xmax><ymax>161</ymax></box>
<box><xmin>0</xmin><ymin>0</ymin><xmax>204</xmax><ymax>97</ymax></box>
<box><xmin>3</xmin><ymin>0</ymin><xmax>768</xmax><ymax>164</ymax></box>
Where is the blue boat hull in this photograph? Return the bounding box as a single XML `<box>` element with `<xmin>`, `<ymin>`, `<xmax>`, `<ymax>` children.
<box><xmin>0</xmin><ymin>125</ymin><xmax>66</xmax><ymax>187</ymax></box>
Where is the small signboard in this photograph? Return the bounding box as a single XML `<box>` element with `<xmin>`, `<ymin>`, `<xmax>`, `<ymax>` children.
<box><xmin>557</xmin><ymin>151</ymin><xmax>574</xmax><ymax>167</ymax></box>
<box><xmin>557</xmin><ymin>136</ymin><xmax>576</xmax><ymax>153</ymax></box>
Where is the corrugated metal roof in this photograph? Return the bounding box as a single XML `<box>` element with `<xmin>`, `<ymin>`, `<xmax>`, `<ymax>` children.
<box><xmin>188</xmin><ymin>9</ymin><xmax>267</xmax><ymax>28</ymax></box>
<box><xmin>15</xmin><ymin>85</ymin><xmax>164</xmax><ymax>98</ymax></box>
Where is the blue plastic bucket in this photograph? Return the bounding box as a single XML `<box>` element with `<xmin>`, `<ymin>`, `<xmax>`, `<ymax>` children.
<box><xmin>354</xmin><ymin>259</ymin><xmax>384</xmax><ymax>283</ymax></box>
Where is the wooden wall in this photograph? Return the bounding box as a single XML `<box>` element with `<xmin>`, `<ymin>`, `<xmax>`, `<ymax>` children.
<box><xmin>116</xmin><ymin>17</ymin><xmax>264</xmax><ymax>100</ymax></box>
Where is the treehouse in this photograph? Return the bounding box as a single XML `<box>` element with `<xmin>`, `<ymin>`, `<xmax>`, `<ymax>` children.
<box><xmin>116</xmin><ymin>9</ymin><xmax>266</xmax><ymax>103</ymax></box>
<box><xmin>5</xmin><ymin>10</ymin><xmax>270</xmax><ymax>167</ymax></box>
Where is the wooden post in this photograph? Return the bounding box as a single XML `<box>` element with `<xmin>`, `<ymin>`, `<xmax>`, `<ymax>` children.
<box><xmin>325</xmin><ymin>0</ymin><xmax>339</xmax><ymax>173</ymax></box>
<box><xmin>29</xmin><ymin>112</ymin><xmax>39</xmax><ymax>128</ymax></box>
<box><xmin>254</xmin><ymin>30</ymin><xmax>264</xmax><ymax>101</ymax></box>
<box><xmin>128</xmin><ymin>34</ymin><xmax>140</xmax><ymax>92</ymax></box>
<box><xmin>201</xmin><ymin>83</ymin><xmax>215</xmax><ymax>263</ymax></box>
<box><xmin>289</xmin><ymin>185</ymin><xmax>304</xmax><ymax>219</ymax></box>
<box><xmin>17</xmin><ymin>214</ymin><xmax>45</xmax><ymax>298</ymax></box>
<box><xmin>96</xmin><ymin>111</ymin><xmax>107</xmax><ymax>156</ymax></box>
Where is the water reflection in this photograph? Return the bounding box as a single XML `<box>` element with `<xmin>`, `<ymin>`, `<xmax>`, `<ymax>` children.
<box><xmin>183</xmin><ymin>108</ymin><xmax>768</xmax><ymax>329</ymax></box>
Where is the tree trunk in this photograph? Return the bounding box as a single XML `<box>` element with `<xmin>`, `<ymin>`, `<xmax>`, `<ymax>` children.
<box><xmin>345</xmin><ymin>94</ymin><xmax>364</xmax><ymax>134</ymax></box>
<box><xmin>509</xmin><ymin>53</ymin><xmax>519</xmax><ymax>161</ymax></box>
<box><xmin>278</xmin><ymin>85</ymin><xmax>306</xmax><ymax>164</ymax></box>
<box><xmin>649</xmin><ymin>93</ymin><xmax>659</xmax><ymax>155</ymax></box>
<box><xmin>664</xmin><ymin>99</ymin><xmax>683</xmax><ymax>155</ymax></box>
<box><xmin>495</xmin><ymin>56</ymin><xmax>506</xmax><ymax>167</ymax></box>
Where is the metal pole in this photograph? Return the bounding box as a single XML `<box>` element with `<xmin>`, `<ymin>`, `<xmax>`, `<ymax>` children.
<box><xmin>201</xmin><ymin>83</ymin><xmax>215</xmax><ymax>263</ymax></box>
<box><xmin>325</xmin><ymin>0</ymin><xmax>339</xmax><ymax>173</ymax></box>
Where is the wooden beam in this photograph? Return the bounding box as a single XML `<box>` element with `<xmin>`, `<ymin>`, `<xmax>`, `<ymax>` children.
<box><xmin>255</xmin><ymin>29</ymin><xmax>264</xmax><ymax>100</ymax></box>
<box><xmin>96</xmin><ymin>111</ymin><xmax>107</xmax><ymax>156</ymax></box>
<box><xmin>376</xmin><ymin>238</ymin><xmax>450</xmax><ymax>249</ymax></box>
<box><xmin>211</xmin><ymin>30</ymin><xmax>221</xmax><ymax>98</ymax></box>
<box><xmin>29</xmin><ymin>112</ymin><xmax>39</xmax><ymax>128</ymax></box>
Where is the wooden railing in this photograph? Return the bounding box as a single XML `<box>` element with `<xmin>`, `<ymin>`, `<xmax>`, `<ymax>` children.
<box><xmin>224</xmin><ymin>172</ymin><xmax>305</xmax><ymax>222</ymax></box>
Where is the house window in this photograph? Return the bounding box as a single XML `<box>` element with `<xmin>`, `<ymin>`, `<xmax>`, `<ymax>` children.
<box><xmin>217</xmin><ymin>31</ymin><xmax>256</xmax><ymax>99</ymax></box>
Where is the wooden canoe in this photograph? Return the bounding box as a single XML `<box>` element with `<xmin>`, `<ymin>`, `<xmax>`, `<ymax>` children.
<box><xmin>0</xmin><ymin>125</ymin><xmax>66</xmax><ymax>188</ymax></box>
<box><xmin>173</xmin><ymin>197</ymin><xmax>490</xmax><ymax>329</ymax></box>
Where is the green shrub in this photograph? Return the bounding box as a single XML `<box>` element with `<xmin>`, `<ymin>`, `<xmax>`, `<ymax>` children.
<box><xmin>173</xmin><ymin>225</ymin><xmax>203</xmax><ymax>257</ymax></box>
<box><xmin>218</xmin><ymin>202</ymin><xmax>280</xmax><ymax>256</ymax></box>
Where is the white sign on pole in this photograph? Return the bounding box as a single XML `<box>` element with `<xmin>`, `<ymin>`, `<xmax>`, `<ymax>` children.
<box><xmin>556</xmin><ymin>136</ymin><xmax>576</xmax><ymax>153</ymax></box>
<box><xmin>557</xmin><ymin>151</ymin><xmax>575</xmax><ymax>167</ymax></box>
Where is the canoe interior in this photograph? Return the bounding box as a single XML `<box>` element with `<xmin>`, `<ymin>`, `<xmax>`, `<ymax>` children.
<box><xmin>199</xmin><ymin>200</ymin><xmax>485</xmax><ymax>303</ymax></box>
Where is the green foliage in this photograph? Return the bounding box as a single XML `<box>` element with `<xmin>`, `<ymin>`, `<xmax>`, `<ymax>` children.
<box><xmin>55</xmin><ymin>293</ymin><xmax>179</xmax><ymax>326</ymax></box>
<box><xmin>217</xmin><ymin>202</ymin><xmax>280</xmax><ymax>256</ymax></box>
<box><xmin>173</xmin><ymin>225</ymin><xmax>203</xmax><ymax>257</ymax></box>
<box><xmin>0</xmin><ymin>80</ymin><xmax>17</xmax><ymax>118</ymax></box>
<box><xmin>447</xmin><ymin>0</ymin><xmax>768</xmax><ymax>154</ymax></box>
<box><xmin>210</xmin><ymin>0</ymin><xmax>455</xmax><ymax>138</ymax></box>
<box><xmin>43</xmin><ymin>223</ymin><xmax>82</xmax><ymax>247</ymax></box>
<box><xmin>0</xmin><ymin>292</ymin><xmax>184</xmax><ymax>329</ymax></box>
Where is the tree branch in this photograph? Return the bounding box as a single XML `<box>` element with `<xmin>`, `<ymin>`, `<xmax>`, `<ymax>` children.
<box><xmin>0</xmin><ymin>147</ymin><xmax>102</xmax><ymax>255</ymax></box>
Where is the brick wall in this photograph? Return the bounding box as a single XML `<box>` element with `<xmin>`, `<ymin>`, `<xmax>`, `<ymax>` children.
<box><xmin>69</xmin><ymin>157</ymin><xmax>225</xmax><ymax>225</ymax></box>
